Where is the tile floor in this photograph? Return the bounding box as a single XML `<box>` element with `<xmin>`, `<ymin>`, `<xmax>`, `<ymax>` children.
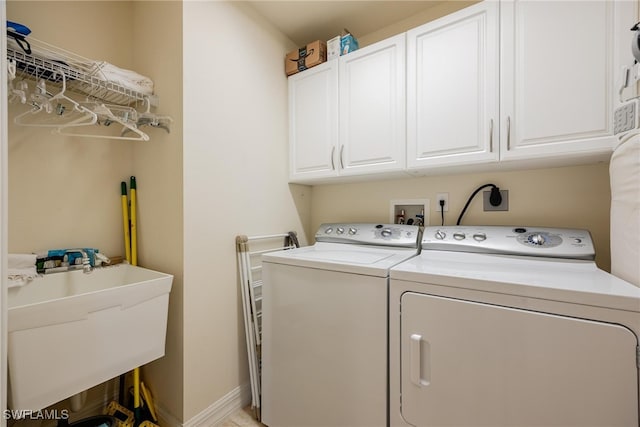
<box><xmin>220</xmin><ymin>406</ymin><xmax>266</xmax><ymax>427</ymax></box>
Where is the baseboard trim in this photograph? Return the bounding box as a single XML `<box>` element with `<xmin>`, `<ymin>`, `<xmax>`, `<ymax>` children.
<box><xmin>157</xmin><ymin>383</ymin><xmax>252</xmax><ymax>427</ymax></box>
<box><xmin>156</xmin><ymin>401</ymin><xmax>183</xmax><ymax>427</ymax></box>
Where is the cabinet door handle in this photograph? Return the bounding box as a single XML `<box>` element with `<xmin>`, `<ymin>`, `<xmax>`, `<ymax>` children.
<box><xmin>330</xmin><ymin>146</ymin><xmax>335</xmax><ymax>170</ymax></box>
<box><xmin>410</xmin><ymin>334</ymin><xmax>431</xmax><ymax>387</ymax></box>
<box><xmin>339</xmin><ymin>145</ymin><xmax>345</xmax><ymax>169</ymax></box>
<box><xmin>506</xmin><ymin>116</ymin><xmax>511</xmax><ymax>151</ymax></box>
<box><xmin>489</xmin><ymin>119</ymin><xmax>494</xmax><ymax>152</ymax></box>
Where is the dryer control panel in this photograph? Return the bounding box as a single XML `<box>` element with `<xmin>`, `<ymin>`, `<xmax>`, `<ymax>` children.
<box><xmin>422</xmin><ymin>226</ymin><xmax>595</xmax><ymax>260</ymax></box>
<box><xmin>316</xmin><ymin>223</ymin><xmax>421</xmax><ymax>248</ymax></box>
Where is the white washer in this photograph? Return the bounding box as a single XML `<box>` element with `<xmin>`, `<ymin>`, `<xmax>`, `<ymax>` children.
<box><xmin>390</xmin><ymin>226</ymin><xmax>640</xmax><ymax>427</ymax></box>
<box><xmin>262</xmin><ymin>223</ymin><xmax>421</xmax><ymax>427</ymax></box>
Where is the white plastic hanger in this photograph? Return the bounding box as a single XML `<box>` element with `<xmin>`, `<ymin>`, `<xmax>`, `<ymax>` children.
<box><xmin>14</xmin><ymin>73</ymin><xmax>97</xmax><ymax>128</ymax></box>
<box><xmin>7</xmin><ymin>59</ymin><xmax>28</xmax><ymax>104</ymax></box>
<box><xmin>11</xmin><ymin>65</ymin><xmax>151</xmax><ymax>141</ymax></box>
<box><xmin>122</xmin><ymin>96</ymin><xmax>172</xmax><ymax>137</ymax></box>
<box><xmin>56</xmin><ymin>101</ymin><xmax>149</xmax><ymax>141</ymax></box>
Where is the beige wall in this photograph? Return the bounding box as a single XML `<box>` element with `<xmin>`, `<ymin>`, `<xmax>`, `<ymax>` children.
<box><xmin>6</xmin><ymin>0</ymin><xmax>136</xmax><ymax>415</ymax></box>
<box><xmin>5</xmin><ymin>1</ymin><xmax>306</xmax><ymax>423</ymax></box>
<box><xmin>310</xmin><ymin>163</ymin><xmax>612</xmax><ymax>271</ymax></box>
<box><xmin>131</xmin><ymin>1</ymin><xmax>184</xmax><ymax>422</ymax></box>
<box><xmin>182</xmin><ymin>1</ymin><xmax>307</xmax><ymax>421</ymax></box>
<box><xmin>6</xmin><ymin>0</ymin><xmax>185</xmax><ymax>421</ymax></box>
<box><xmin>2</xmin><ymin>0</ymin><xmax>622</xmax><ymax>424</ymax></box>
<box><xmin>358</xmin><ymin>0</ymin><xmax>479</xmax><ymax>48</ymax></box>
<box><xmin>7</xmin><ymin>1</ymin><xmax>134</xmax><ymax>257</ymax></box>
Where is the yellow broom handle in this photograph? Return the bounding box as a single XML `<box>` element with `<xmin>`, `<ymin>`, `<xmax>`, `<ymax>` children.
<box><xmin>133</xmin><ymin>367</ymin><xmax>140</xmax><ymax>408</ymax></box>
<box><xmin>130</xmin><ymin>176</ymin><xmax>137</xmax><ymax>266</ymax></box>
<box><xmin>121</xmin><ymin>182</ymin><xmax>131</xmax><ymax>264</ymax></box>
<box><xmin>129</xmin><ymin>178</ymin><xmax>141</xmax><ymax>414</ymax></box>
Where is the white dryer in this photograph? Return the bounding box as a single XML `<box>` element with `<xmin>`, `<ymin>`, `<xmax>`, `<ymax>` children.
<box><xmin>261</xmin><ymin>223</ymin><xmax>421</xmax><ymax>427</ymax></box>
<box><xmin>390</xmin><ymin>226</ymin><xmax>640</xmax><ymax>427</ymax></box>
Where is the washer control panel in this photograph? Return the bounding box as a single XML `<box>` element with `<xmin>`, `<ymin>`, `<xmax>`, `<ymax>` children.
<box><xmin>315</xmin><ymin>223</ymin><xmax>421</xmax><ymax>248</ymax></box>
<box><xmin>422</xmin><ymin>226</ymin><xmax>594</xmax><ymax>260</ymax></box>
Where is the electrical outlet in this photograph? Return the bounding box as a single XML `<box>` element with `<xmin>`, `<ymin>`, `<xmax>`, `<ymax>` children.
<box><xmin>483</xmin><ymin>189</ymin><xmax>509</xmax><ymax>211</ymax></box>
<box><xmin>436</xmin><ymin>193</ymin><xmax>449</xmax><ymax>212</ymax></box>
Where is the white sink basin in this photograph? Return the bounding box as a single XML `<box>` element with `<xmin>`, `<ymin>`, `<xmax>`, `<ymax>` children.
<box><xmin>7</xmin><ymin>264</ymin><xmax>173</xmax><ymax>411</ymax></box>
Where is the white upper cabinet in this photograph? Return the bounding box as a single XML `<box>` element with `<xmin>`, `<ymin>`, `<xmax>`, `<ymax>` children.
<box><xmin>289</xmin><ymin>61</ymin><xmax>338</xmax><ymax>181</ymax></box>
<box><xmin>289</xmin><ymin>34</ymin><xmax>406</xmax><ymax>183</ymax></box>
<box><xmin>500</xmin><ymin>0</ymin><xmax>619</xmax><ymax>161</ymax></box>
<box><xmin>407</xmin><ymin>1</ymin><xmax>499</xmax><ymax>170</ymax></box>
<box><xmin>339</xmin><ymin>33</ymin><xmax>406</xmax><ymax>176</ymax></box>
<box><xmin>289</xmin><ymin>1</ymin><xmax>636</xmax><ymax>183</ymax></box>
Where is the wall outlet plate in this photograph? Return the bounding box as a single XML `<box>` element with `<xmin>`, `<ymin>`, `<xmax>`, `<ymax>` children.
<box><xmin>435</xmin><ymin>193</ymin><xmax>449</xmax><ymax>212</ymax></box>
<box><xmin>483</xmin><ymin>190</ymin><xmax>509</xmax><ymax>211</ymax></box>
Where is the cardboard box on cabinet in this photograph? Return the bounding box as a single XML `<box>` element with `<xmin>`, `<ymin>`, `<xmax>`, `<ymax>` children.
<box><xmin>285</xmin><ymin>40</ymin><xmax>327</xmax><ymax>76</ymax></box>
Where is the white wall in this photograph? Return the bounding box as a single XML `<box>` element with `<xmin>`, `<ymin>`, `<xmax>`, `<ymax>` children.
<box><xmin>182</xmin><ymin>1</ymin><xmax>308</xmax><ymax>421</ymax></box>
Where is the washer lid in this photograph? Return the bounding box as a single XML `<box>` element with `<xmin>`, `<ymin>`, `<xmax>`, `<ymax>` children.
<box><xmin>263</xmin><ymin>242</ymin><xmax>418</xmax><ymax>277</ymax></box>
<box><xmin>390</xmin><ymin>251</ymin><xmax>640</xmax><ymax>312</ymax></box>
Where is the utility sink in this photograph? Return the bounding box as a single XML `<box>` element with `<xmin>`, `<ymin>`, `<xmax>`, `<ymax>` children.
<box><xmin>7</xmin><ymin>264</ymin><xmax>173</xmax><ymax>411</ymax></box>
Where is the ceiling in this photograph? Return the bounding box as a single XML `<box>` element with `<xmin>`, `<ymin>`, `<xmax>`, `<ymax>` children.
<box><xmin>246</xmin><ymin>1</ymin><xmax>446</xmax><ymax>46</ymax></box>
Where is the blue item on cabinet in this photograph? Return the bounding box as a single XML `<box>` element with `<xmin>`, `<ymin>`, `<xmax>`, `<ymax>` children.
<box><xmin>341</xmin><ymin>31</ymin><xmax>359</xmax><ymax>55</ymax></box>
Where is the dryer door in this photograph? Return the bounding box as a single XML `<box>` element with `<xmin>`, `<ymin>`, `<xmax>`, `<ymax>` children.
<box><xmin>400</xmin><ymin>292</ymin><xmax>639</xmax><ymax>426</ymax></box>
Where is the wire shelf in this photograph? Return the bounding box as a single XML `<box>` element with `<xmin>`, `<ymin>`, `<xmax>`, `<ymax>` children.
<box><xmin>7</xmin><ymin>36</ymin><xmax>152</xmax><ymax>106</ymax></box>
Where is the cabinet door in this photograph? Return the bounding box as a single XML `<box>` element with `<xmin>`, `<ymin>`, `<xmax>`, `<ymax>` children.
<box><xmin>500</xmin><ymin>0</ymin><xmax>617</xmax><ymax>161</ymax></box>
<box><xmin>406</xmin><ymin>1</ymin><xmax>499</xmax><ymax>170</ymax></box>
<box><xmin>289</xmin><ymin>61</ymin><xmax>338</xmax><ymax>182</ymax></box>
<box><xmin>338</xmin><ymin>34</ymin><xmax>406</xmax><ymax>176</ymax></box>
<box><xmin>400</xmin><ymin>292</ymin><xmax>639</xmax><ymax>426</ymax></box>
